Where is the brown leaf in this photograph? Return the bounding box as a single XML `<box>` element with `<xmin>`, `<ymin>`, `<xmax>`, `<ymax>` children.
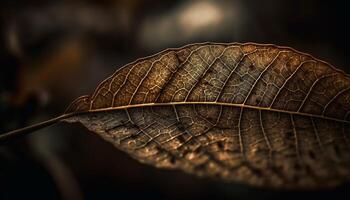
<box><xmin>2</xmin><ymin>42</ymin><xmax>350</xmax><ymax>189</ymax></box>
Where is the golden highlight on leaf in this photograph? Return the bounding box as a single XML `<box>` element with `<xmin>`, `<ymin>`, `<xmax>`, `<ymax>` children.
<box><xmin>2</xmin><ymin>42</ymin><xmax>350</xmax><ymax>189</ymax></box>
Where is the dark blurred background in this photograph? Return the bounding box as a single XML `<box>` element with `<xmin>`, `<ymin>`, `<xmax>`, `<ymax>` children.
<box><xmin>1</xmin><ymin>0</ymin><xmax>349</xmax><ymax>199</ymax></box>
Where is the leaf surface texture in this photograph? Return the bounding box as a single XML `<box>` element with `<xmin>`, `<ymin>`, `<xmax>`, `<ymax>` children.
<box><xmin>65</xmin><ymin>43</ymin><xmax>350</xmax><ymax>188</ymax></box>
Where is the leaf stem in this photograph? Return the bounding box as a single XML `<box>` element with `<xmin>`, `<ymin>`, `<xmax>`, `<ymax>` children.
<box><xmin>0</xmin><ymin>114</ymin><xmax>72</xmax><ymax>145</ymax></box>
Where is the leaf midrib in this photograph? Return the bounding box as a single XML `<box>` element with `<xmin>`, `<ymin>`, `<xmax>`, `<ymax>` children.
<box><xmin>77</xmin><ymin>101</ymin><xmax>350</xmax><ymax>125</ymax></box>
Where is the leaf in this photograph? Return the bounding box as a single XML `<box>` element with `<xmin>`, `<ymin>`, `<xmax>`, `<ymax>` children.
<box><xmin>1</xmin><ymin>42</ymin><xmax>350</xmax><ymax>189</ymax></box>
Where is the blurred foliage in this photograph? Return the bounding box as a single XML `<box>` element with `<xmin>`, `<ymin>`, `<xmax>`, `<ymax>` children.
<box><xmin>1</xmin><ymin>0</ymin><xmax>350</xmax><ymax>199</ymax></box>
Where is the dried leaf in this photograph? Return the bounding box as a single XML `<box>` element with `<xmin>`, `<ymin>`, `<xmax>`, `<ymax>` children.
<box><xmin>2</xmin><ymin>43</ymin><xmax>350</xmax><ymax>189</ymax></box>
